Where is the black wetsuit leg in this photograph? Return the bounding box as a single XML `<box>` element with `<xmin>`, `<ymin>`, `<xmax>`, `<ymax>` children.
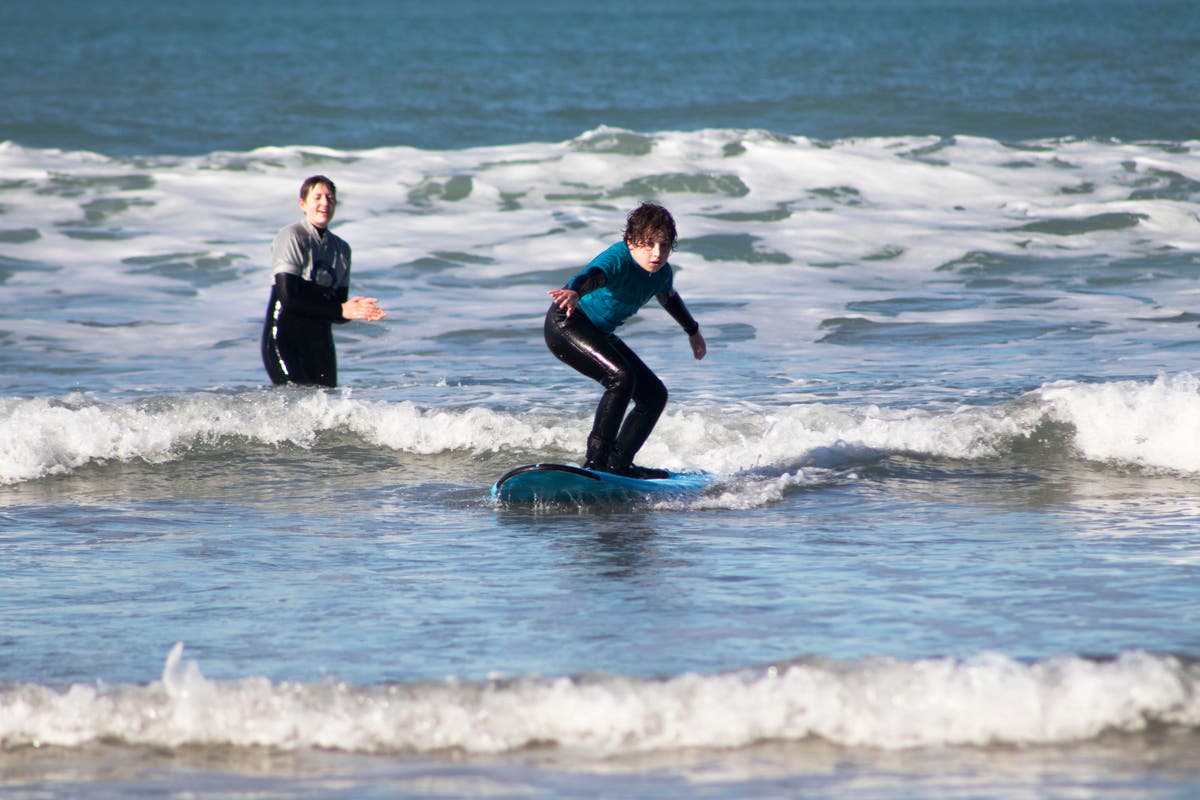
<box><xmin>261</xmin><ymin>287</ymin><xmax>338</xmax><ymax>387</ymax></box>
<box><xmin>608</xmin><ymin>334</ymin><xmax>667</xmax><ymax>462</ymax></box>
<box><xmin>544</xmin><ymin>305</ymin><xmax>667</xmax><ymax>459</ymax></box>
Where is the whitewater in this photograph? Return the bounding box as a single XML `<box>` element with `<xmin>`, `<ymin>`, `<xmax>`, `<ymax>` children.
<box><xmin>3</xmin><ymin>131</ymin><xmax>1200</xmax><ymax>480</ymax></box>
<box><xmin>3</xmin><ymin>127</ymin><xmax>1200</xmax><ymax>798</ymax></box>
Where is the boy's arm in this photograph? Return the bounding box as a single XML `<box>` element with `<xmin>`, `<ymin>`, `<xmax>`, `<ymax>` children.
<box><xmin>657</xmin><ymin>289</ymin><xmax>699</xmax><ymax>336</ymax></box>
<box><xmin>565</xmin><ymin>267</ymin><xmax>606</xmax><ymax>295</ymax></box>
<box><xmin>658</xmin><ymin>290</ymin><xmax>707</xmax><ymax>360</ymax></box>
<box><xmin>548</xmin><ymin>267</ymin><xmax>607</xmax><ymax>317</ymax></box>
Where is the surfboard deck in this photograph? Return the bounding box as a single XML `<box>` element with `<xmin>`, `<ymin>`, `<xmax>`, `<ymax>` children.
<box><xmin>491</xmin><ymin>463</ymin><xmax>714</xmax><ymax>505</ymax></box>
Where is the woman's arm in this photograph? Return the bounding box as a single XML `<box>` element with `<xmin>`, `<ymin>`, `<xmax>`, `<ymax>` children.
<box><xmin>275</xmin><ymin>272</ymin><xmax>345</xmax><ymax>320</ymax></box>
<box><xmin>275</xmin><ymin>275</ymin><xmax>385</xmax><ymax>322</ymax></box>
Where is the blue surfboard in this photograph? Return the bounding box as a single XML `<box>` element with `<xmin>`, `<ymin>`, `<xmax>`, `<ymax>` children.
<box><xmin>491</xmin><ymin>463</ymin><xmax>714</xmax><ymax>505</ymax></box>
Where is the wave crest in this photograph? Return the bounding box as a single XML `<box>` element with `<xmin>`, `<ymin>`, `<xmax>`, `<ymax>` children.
<box><xmin>3</xmin><ymin>645</ymin><xmax>1196</xmax><ymax>754</ymax></box>
<box><xmin>5</xmin><ymin>374</ymin><xmax>1200</xmax><ymax>487</ymax></box>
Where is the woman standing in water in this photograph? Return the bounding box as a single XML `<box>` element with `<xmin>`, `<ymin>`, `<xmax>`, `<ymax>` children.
<box><xmin>260</xmin><ymin>175</ymin><xmax>386</xmax><ymax>387</ymax></box>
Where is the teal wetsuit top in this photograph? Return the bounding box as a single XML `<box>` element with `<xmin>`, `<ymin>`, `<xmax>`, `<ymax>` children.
<box><xmin>570</xmin><ymin>241</ymin><xmax>676</xmax><ymax>335</ymax></box>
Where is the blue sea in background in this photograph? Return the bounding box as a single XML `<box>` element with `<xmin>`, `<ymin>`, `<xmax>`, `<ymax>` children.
<box><xmin>3</xmin><ymin>1</ymin><xmax>1200</xmax><ymax>798</ymax></box>
<box><xmin>9</xmin><ymin>0</ymin><xmax>1199</xmax><ymax>155</ymax></box>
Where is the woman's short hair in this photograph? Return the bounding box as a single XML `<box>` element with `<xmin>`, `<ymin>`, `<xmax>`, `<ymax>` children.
<box><xmin>299</xmin><ymin>175</ymin><xmax>337</xmax><ymax>201</ymax></box>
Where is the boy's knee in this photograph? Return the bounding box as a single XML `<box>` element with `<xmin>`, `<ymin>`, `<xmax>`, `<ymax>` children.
<box><xmin>603</xmin><ymin>365</ymin><xmax>636</xmax><ymax>396</ymax></box>
<box><xmin>642</xmin><ymin>380</ymin><xmax>667</xmax><ymax>411</ymax></box>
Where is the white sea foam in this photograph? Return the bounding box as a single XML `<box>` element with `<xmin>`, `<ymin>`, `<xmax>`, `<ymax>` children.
<box><xmin>4</xmin><ymin>373</ymin><xmax>1200</xmax><ymax>489</ymax></box>
<box><xmin>1</xmin><ymin>644</ymin><xmax>1196</xmax><ymax>754</ymax></box>
<box><xmin>1</xmin><ymin>131</ymin><xmax>1197</xmax><ymax>376</ymax></box>
<box><xmin>1037</xmin><ymin>373</ymin><xmax>1200</xmax><ymax>473</ymax></box>
<box><xmin>4</xmin><ymin>131</ymin><xmax>1200</xmax><ymax>497</ymax></box>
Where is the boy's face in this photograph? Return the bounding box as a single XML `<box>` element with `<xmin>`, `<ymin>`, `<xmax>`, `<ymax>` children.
<box><xmin>628</xmin><ymin>235</ymin><xmax>672</xmax><ymax>273</ymax></box>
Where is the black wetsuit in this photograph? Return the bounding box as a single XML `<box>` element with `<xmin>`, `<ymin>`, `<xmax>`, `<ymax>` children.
<box><xmin>544</xmin><ymin>242</ymin><xmax>699</xmax><ymax>473</ymax></box>
<box><xmin>260</xmin><ymin>219</ymin><xmax>351</xmax><ymax>387</ymax></box>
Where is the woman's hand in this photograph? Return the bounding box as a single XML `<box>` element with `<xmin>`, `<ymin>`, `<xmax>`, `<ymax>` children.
<box><xmin>689</xmin><ymin>330</ymin><xmax>707</xmax><ymax>360</ymax></box>
<box><xmin>547</xmin><ymin>288</ymin><xmax>580</xmax><ymax>317</ymax></box>
<box><xmin>343</xmin><ymin>296</ymin><xmax>387</xmax><ymax>321</ymax></box>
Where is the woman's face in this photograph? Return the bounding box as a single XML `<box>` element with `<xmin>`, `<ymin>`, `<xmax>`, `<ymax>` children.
<box><xmin>300</xmin><ymin>182</ymin><xmax>337</xmax><ymax>229</ymax></box>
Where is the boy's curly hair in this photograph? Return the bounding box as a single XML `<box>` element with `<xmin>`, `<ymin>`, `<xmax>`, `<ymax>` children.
<box><xmin>624</xmin><ymin>203</ymin><xmax>677</xmax><ymax>249</ymax></box>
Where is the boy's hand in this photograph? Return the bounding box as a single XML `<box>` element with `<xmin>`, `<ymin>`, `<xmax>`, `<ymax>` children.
<box><xmin>548</xmin><ymin>288</ymin><xmax>580</xmax><ymax>317</ymax></box>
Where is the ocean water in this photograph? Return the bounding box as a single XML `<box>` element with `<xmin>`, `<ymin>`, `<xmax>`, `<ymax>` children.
<box><xmin>3</xmin><ymin>1</ymin><xmax>1200</xmax><ymax>798</ymax></box>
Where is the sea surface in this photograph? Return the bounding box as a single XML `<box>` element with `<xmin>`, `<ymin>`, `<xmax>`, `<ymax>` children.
<box><xmin>3</xmin><ymin>1</ymin><xmax>1200</xmax><ymax>798</ymax></box>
